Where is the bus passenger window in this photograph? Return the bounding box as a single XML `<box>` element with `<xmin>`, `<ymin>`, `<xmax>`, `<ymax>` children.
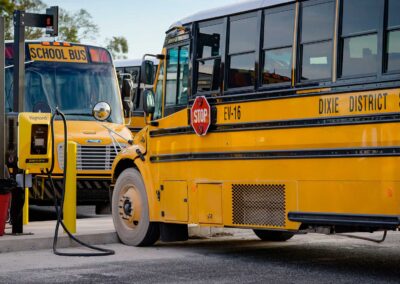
<box><xmin>178</xmin><ymin>46</ymin><xmax>189</xmax><ymax>105</ymax></box>
<box><xmin>153</xmin><ymin>62</ymin><xmax>164</xmax><ymax>120</ymax></box>
<box><xmin>386</xmin><ymin>0</ymin><xmax>400</xmax><ymax>73</ymax></box>
<box><xmin>340</xmin><ymin>0</ymin><xmax>381</xmax><ymax>77</ymax></box>
<box><xmin>263</xmin><ymin>6</ymin><xmax>294</xmax><ymax>85</ymax></box>
<box><xmin>165</xmin><ymin>48</ymin><xmax>178</xmax><ymax>107</ymax></box>
<box><xmin>196</xmin><ymin>20</ymin><xmax>223</xmax><ymax>93</ymax></box>
<box><xmin>228</xmin><ymin>13</ymin><xmax>257</xmax><ymax>89</ymax></box>
<box><xmin>165</xmin><ymin>45</ymin><xmax>190</xmax><ymax>114</ymax></box>
<box><xmin>300</xmin><ymin>1</ymin><xmax>334</xmax><ymax>81</ymax></box>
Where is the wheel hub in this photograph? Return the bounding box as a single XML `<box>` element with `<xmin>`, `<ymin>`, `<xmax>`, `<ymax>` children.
<box><xmin>123</xmin><ymin>199</ymin><xmax>132</xmax><ymax>216</ymax></box>
<box><xmin>118</xmin><ymin>186</ymin><xmax>142</xmax><ymax>229</ymax></box>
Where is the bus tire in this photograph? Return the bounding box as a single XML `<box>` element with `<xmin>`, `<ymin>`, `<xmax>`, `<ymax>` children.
<box><xmin>112</xmin><ymin>168</ymin><xmax>159</xmax><ymax>246</ymax></box>
<box><xmin>253</xmin><ymin>230</ymin><xmax>294</xmax><ymax>242</ymax></box>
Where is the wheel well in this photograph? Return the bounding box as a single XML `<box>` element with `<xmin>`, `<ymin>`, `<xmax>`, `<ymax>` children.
<box><xmin>113</xmin><ymin>159</ymin><xmax>136</xmax><ymax>182</ymax></box>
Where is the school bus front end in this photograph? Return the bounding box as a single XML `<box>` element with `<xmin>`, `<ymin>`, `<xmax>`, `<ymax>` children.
<box><xmin>5</xmin><ymin>41</ymin><xmax>132</xmax><ymax>209</ymax></box>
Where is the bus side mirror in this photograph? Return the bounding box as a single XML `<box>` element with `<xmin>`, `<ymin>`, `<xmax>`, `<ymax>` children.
<box><xmin>143</xmin><ymin>89</ymin><xmax>155</xmax><ymax>115</ymax></box>
<box><xmin>92</xmin><ymin>102</ymin><xmax>111</xmax><ymax>121</ymax></box>
<box><xmin>121</xmin><ymin>77</ymin><xmax>134</xmax><ymax>100</ymax></box>
<box><xmin>140</xmin><ymin>60</ymin><xmax>155</xmax><ymax>85</ymax></box>
<box><xmin>121</xmin><ymin>77</ymin><xmax>135</xmax><ymax>116</ymax></box>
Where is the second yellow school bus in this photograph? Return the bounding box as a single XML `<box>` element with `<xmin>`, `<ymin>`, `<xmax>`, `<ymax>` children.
<box><xmin>5</xmin><ymin>41</ymin><xmax>132</xmax><ymax>213</ymax></box>
<box><xmin>110</xmin><ymin>0</ymin><xmax>400</xmax><ymax>245</ymax></box>
<box><xmin>114</xmin><ymin>58</ymin><xmax>159</xmax><ymax>135</ymax></box>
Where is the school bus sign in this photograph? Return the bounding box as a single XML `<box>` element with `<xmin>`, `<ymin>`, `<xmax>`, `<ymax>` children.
<box><xmin>28</xmin><ymin>44</ymin><xmax>88</xmax><ymax>63</ymax></box>
<box><xmin>191</xmin><ymin>96</ymin><xmax>211</xmax><ymax>136</ymax></box>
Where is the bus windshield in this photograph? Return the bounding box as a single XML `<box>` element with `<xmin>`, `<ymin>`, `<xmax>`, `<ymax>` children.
<box><xmin>5</xmin><ymin>62</ymin><xmax>123</xmax><ymax>124</ymax></box>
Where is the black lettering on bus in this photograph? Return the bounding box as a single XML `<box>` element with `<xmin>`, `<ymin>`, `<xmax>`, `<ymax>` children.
<box><xmin>383</xmin><ymin>93</ymin><xmax>388</xmax><ymax>110</ymax></box>
<box><xmin>62</xmin><ymin>49</ymin><xmax>68</xmax><ymax>59</ymax></box>
<box><xmin>43</xmin><ymin>48</ymin><xmax>49</xmax><ymax>58</ymax></box>
<box><xmin>377</xmin><ymin>93</ymin><xmax>383</xmax><ymax>110</ymax></box>
<box><xmin>334</xmin><ymin>97</ymin><xmax>339</xmax><ymax>113</ymax></box>
<box><xmin>319</xmin><ymin>99</ymin><xmax>324</xmax><ymax>114</ymax></box>
<box><xmin>319</xmin><ymin>97</ymin><xmax>339</xmax><ymax>114</ymax></box>
<box><xmin>357</xmin><ymin>95</ymin><xmax>363</xmax><ymax>111</ymax></box>
<box><xmin>36</xmin><ymin>48</ymin><xmax>44</xmax><ymax>59</ymax></box>
<box><xmin>79</xmin><ymin>50</ymin><xmax>87</xmax><ymax>60</ymax></box>
<box><xmin>48</xmin><ymin>49</ymin><xmax>55</xmax><ymax>59</ymax></box>
<box><xmin>368</xmin><ymin>95</ymin><xmax>374</xmax><ymax>111</ymax></box>
<box><xmin>349</xmin><ymin>96</ymin><xmax>354</xmax><ymax>112</ymax></box>
<box><xmin>55</xmin><ymin>49</ymin><xmax>62</xmax><ymax>59</ymax></box>
<box><xmin>398</xmin><ymin>93</ymin><xmax>400</xmax><ymax>108</ymax></box>
<box><xmin>30</xmin><ymin>48</ymin><xmax>37</xmax><ymax>59</ymax></box>
<box><xmin>69</xmin><ymin>49</ymin><xmax>75</xmax><ymax>60</ymax></box>
<box><xmin>224</xmin><ymin>106</ymin><xmax>230</xmax><ymax>120</ymax></box>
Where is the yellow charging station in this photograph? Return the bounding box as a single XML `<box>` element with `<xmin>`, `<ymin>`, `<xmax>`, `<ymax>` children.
<box><xmin>17</xmin><ymin>112</ymin><xmax>77</xmax><ymax>232</ymax></box>
<box><xmin>18</xmin><ymin>113</ymin><xmax>52</xmax><ymax>172</ymax></box>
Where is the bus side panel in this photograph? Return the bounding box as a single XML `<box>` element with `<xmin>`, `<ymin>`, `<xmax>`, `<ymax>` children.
<box><xmin>298</xmin><ymin>179</ymin><xmax>400</xmax><ymax>216</ymax></box>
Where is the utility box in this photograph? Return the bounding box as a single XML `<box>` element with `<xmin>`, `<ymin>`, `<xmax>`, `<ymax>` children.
<box><xmin>17</xmin><ymin>113</ymin><xmax>52</xmax><ymax>172</ymax></box>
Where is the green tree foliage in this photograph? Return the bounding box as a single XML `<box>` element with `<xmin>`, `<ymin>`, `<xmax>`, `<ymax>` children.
<box><xmin>106</xmin><ymin>36</ymin><xmax>129</xmax><ymax>59</ymax></box>
<box><xmin>58</xmin><ymin>8</ymin><xmax>98</xmax><ymax>43</ymax></box>
<box><xmin>0</xmin><ymin>0</ymin><xmax>46</xmax><ymax>39</ymax></box>
<box><xmin>0</xmin><ymin>0</ymin><xmax>98</xmax><ymax>42</ymax></box>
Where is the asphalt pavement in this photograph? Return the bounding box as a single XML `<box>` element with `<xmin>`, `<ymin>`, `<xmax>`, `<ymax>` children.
<box><xmin>1</xmin><ymin>230</ymin><xmax>400</xmax><ymax>283</ymax></box>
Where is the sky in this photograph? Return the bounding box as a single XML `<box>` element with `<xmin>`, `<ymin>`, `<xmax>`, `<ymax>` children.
<box><xmin>43</xmin><ymin>0</ymin><xmax>247</xmax><ymax>59</ymax></box>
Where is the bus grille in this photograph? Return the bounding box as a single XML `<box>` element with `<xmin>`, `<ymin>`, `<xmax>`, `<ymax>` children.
<box><xmin>58</xmin><ymin>144</ymin><xmax>126</xmax><ymax>171</ymax></box>
<box><xmin>232</xmin><ymin>184</ymin><xmax>286</xmax><ymax>227</ymax></box>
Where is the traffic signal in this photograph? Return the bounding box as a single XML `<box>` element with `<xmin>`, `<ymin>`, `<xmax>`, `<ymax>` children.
<box><xmin>45</xmin><ymin>6</ymin><xmax>58</xmax><ymax>37</ymax></box>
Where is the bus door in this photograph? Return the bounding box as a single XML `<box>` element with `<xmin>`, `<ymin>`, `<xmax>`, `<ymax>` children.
<box><xmin>149</xmin><ymin>43</ymin><xmax>190</xmax><ymax>223</ymax></box>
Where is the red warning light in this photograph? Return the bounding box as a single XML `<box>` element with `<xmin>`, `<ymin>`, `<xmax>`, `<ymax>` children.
<box><xmin>46</xmin><ymin>16</ymin><xmax>52</xmax><ymax>27</ymax></box>
<box><xmin>89</xmin><ymin>47</ymin><xmax>111</xmax><ymax>63</ymax></box>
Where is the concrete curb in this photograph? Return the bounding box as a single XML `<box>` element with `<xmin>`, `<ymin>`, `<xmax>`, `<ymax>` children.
<box><xmin>0</xmin><ymin>231</ymin><xmax>119</xmax><ymax>253</ymax></box>
<box><xmin>0</xmin><ymin>214</ymin><xmax>237</xmax><ymax>253</ymax></box>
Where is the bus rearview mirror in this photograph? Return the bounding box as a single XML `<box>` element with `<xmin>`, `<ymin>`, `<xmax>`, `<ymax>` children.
<box><xmin>140</xmin><ymin>60</ymin><xmax>155</xmax><ymax>85</ymax></box>
<box><xmin>92</xmin><ymin>102</ymin><xmax>111</xmax><ymax>122</ymax></box>
<box><xmin>143</xmin><ymin>89</ymin><xmax>155</xmax><ymax>115</ymax></box>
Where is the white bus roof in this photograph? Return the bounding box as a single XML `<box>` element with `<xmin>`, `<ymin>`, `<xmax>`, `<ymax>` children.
<box><xmin>170</xmin><ymin>0</ymin><xmax>294</xmax><ymax>28</ymax></box>
<box><xmin>114</xmin><ymin>58</ymin><xmax>159</xmax><ymax>68</ymax></box>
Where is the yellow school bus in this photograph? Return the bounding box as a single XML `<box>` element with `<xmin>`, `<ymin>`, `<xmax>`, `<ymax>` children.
<box><xmin>5</xmin><ymin>41</ymin><xmax>132</xmax><ymax>213</ymax></box>
<box><xmin>109</xmin><ymin>0</ymin><xmax>400</xmax><ymax>245</ymax></box>
<box><xmin>114</xmin><ymin>58</ymin><xmax>159</xmax><ymax>135</ymax></box>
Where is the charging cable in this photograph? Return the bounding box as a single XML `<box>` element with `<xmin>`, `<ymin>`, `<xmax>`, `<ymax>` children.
<box><xmin>46</xmin><ymin>108</ymin><xmax>115</xmax><ymax>256</ymax></box>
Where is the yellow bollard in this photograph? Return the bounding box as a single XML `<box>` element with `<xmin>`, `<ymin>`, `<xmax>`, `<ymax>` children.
<box><xmin>63</xmin><ymin>141</ymin><xmax>77</xmax><ymax>234</ymax></box>
<box><xmin>23</xmin><ymin>187</ymin><xmax>29</xmax><ymax>225</ymax></box>
<box><xmin>23</xmin><ymin>170</ymin><xmax>29</xmax><ymax>225</ymax></box>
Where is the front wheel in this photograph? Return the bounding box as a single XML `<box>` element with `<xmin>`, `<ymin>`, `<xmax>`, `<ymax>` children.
<box><xmin>112</xmin><ymin>168</ymin><xmax>159</xmax><ymax>246</ymax></box>
<box><xmin>253</xmin><ymin>230</ymin><xmax>294</xmax><ymax>242</ymax></box>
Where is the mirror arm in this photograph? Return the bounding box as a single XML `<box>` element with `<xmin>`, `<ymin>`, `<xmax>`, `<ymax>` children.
<box><xmin>98</xmin><ymin>123</ymin><xmax>133</xmax><ymax>145</ymax></box>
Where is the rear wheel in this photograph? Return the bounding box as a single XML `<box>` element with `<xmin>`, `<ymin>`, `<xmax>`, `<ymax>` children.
<box><xmin>253</xmin><ymin>230</ymin><xmax>294</xmax><ymax>242</ymax></box>
<box><xmin>112</xmin><ymin>168</ymin><xmax>159</xmax><ymax>246</ymax></box>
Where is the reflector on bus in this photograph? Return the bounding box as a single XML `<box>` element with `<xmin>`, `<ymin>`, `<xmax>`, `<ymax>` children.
<box><xmin>5</xmin><ymin>45</ymin><xmax>13</xmax><ymax>60</ymax></box>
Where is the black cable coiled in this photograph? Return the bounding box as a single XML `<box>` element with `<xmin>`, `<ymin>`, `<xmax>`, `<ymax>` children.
<box><xmin>47</xmin><ymin>108</ymin><xmax>115</xmax><ymax>257</ymax></box>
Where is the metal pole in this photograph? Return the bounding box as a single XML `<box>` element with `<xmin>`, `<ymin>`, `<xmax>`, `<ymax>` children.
<box><xmin>12</xmin><ymin>11</ymin><xmax>25</xmax><ymax>234</ymax></box>
<box><xmin>0</xmin><ymin>17</ymin><xmax>5</xmax><ymax>179</ymax></box>
<box><xmin>13</xmin><ymin>10</ymin><xmax>25</xmax><ymax>113</ymax></box>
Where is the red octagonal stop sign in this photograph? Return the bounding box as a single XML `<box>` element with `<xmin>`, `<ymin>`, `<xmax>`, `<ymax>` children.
<box><xmin>191</xmin><ymin>96</ymin><xmax>211</xmax><ymax>136</ymax></box>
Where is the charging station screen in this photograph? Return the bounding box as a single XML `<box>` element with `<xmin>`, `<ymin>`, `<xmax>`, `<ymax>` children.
<box><xmin>30</xmin><ymin>124</ymin><xmax>49</xmax><ymax>155</ymax></box>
